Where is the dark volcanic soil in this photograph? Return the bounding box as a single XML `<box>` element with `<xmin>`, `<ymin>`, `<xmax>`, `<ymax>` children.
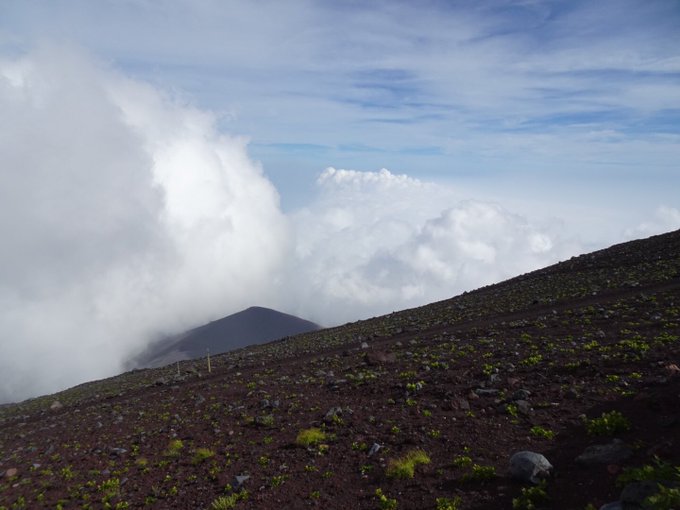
<box><xmin>1</xmin><ymin>230</ymin><xmax>680</xmax><ymax>509</ymax></box>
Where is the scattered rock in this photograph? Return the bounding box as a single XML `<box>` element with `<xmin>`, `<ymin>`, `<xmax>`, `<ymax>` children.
<box><xmin>50</xmin><ymin>401</ymin><xmax>63</xmax><ymax>411</ymax></box>
<box><xmin>255</xmin><ymin>414</ymin><xmax>274</xmax><ymax>427</ymax></box>
<box><xmin>474</xmin><ymin>388</ymin><xmax>500</xmax><ymax>397</ymax></box>
<box><xmin>360</xmin><ymin>342</ymin><xmax>369</xmax><ymax>349</ymax></box>
<box><xmin>511</xmin><ymin>389</ymin><xmax>531</xmax><ymax>401</ymax></box>
<box><xmin>260</xmin><ymin>399</ymin><xmax>281</xmax><ymax>409</ymax></box>
<box><xmin>664</xmin><ymin>363</ymin><xmax>680</xmax><ymax>378</ymax></box>
<box><xmin>620</xmin><ymin>480</ymin><xmax>659</xmax><ymax>507</ymax></box>
<box><xmin>515</xmin><ymin>400</ymin><xmax>533</xmax><ymax>415</ymax></box>
<box><xmin>509</xmin><ymin>451</ymin><xmax>553</xmax><ymax>484</ymax></box>
<box><xmin>364</xmin><ymin>350</ymin><xmax>397</xmax><ymax>365</ymax></box>
<box><xmin>324</xmin><ymin>407</ymin><xmax>343</xmax><ymax>422</ymax></box>
<box><xmin>598</xmin><ymin>502</ymin><xmax>623</xmax><ymax>510</ymax></box>
<box><xmin>233</xmin><ymin>475</ymin><xmax>250</xmax><ymax>490</ymax></box>
<box><xmin>368</xmin><ymin>443</ymin><xmax>382</xmax><ymax>457</ymax></box>
<box><xmin>4</xmin><ymin>468</ymin><xmax>18</xmax><ymax>478</ymax></box>
<box><xmin>564</xmin><ymin>387</ymin><xmax>580</xmax><ymax>399</ymax></box>
<box><xmin>575</xmin><ymin>440</ymin><xmax>632</xmax><ymax>465</ymax></box>
<box><xmin>450</xmin><ymin>397</ymin><xmax>470</xmax><ymax>411</ymax></box>
<box><xmin>507</xmin><ymin>377</ymin><xmax>521</xmax><ymax>388</ymax></box>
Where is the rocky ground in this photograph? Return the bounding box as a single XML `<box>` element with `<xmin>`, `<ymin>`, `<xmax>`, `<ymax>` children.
<box><xmin>1</xmin><ymin>229</ymin><xmax>680</xmax><ymax>509</ymax></box>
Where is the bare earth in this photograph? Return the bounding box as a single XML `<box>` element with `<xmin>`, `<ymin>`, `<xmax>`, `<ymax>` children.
<box><xmin>1</xmin><ymin>230</ymin><xmax>679</xmax><ymax>509</ymax></box>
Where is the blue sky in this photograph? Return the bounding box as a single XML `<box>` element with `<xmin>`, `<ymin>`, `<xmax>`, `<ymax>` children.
<box><xmin>3</xmin><ymin>0</ymin><xmax>679</xmax><ymax>212</ymax></box>
<box><xmin>1</xmin><ymin>0</ymin><xmax>679</xmax><ymax>401</ymax></box>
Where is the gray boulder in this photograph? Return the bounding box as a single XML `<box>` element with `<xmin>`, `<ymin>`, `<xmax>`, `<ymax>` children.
<box><xmin>509</xmin><ymin>451</ymin><xmax>553</xmax><ymax>484</ymax></box>
<box><xmin>599</xmin><ymin>503</ymin><xmax>623</xmax><ymax>510</ymax></box>
<box><xmin>575</xmin><ymin>439</ymin><xmax>632</xmax><ymax>465</ymax></box>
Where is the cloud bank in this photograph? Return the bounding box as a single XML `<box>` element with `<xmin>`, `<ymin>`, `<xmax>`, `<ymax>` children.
<box><xmin>624</xmin><ymin>206</ymin><xmax>680</xmax><ymax>240</ymax></box>
<box><xmin>289</xmin><ymin>168</ymin><xmax>578</xmax><ymax>324</ymax></box>
<box><xmin>0</xmin><ymin>47</ymin><xmax>672</xmax><ymax>403</ymax></box>
<box><xmin>0</xmin><ymin>47</ymin><xmax>288</xmax><ymax>402</ymax></box>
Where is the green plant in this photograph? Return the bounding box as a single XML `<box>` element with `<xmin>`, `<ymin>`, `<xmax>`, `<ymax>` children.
<box><xmin>386</xmin><ymin>449</ymin><xmax>431</xmax><ymax>479</ymax></box>
<box><xmin>209</xmin><ymin>491</ymin><xmax>248</xmax><ymax>510</ymax></box>
<box><xmin>427</xmin><ymin>429</ymin><xmax>441</xmax><ymax>439</ymax></box>
<box><xmin>436</xmin><ymin>496</ymin><xmax>462</xmax><ymax>510</ymax></box>
<box><xmin>60</xmin><ymin>465</ymin><xmax>75</xmax><ymax>480</ymax></box>
<box><xmin>405</xmin><ymin>381</ymin><xmax>425</xmax><ymax>392</ymax></box>
<box><xmin>452</xmin><ymin>455</ymin><xmax>472</xmax><ymax>468</ymax></box>
<box><xmin>360</xmin><ymin>464</ymin><xmax>373</xmax><ymax>475</ymax></box>
<box><xmin>617</xmin><ymin>457</ymin><xmax>679</xmax><ymax>486</ymax></box>
<box><xmin>512</xmin><ymin>480</ymin><xmax>548</xmax><ymax>509</ymax></box>
<box><xmin>505</xmin><ymin>403</ymin><xmax>519</xmax><ymax>418</ymax></box>
<box><xmin>163</xmin><ymin>439</ymin><xmax>184</xmax><ymax>457</ymax></box>
<box><xmin>463</xmin><ymin>464</ymin><xmax>496</xmax><ymax>481</ymax></box>
<box><xmin>295</xmin><ymin>428</ymin><xmax>326</xmax><ymax>447</ymax></box>
<box><xmin>482</xmin><ymin>363</ymin><xmax>496</xmax><ymax>376</ymax></box>
<box><xmin>375</xmin><ymin>488</ymin><xmax>398</xmax><ymax>510</ymax></box>
<box><xmin>530</xmin><ymin>426</ymin><xmax>555</xmax><ymax>440</ymax></box>
<box><xmin>520</xmin><ymin>354</ymin><xmax>543</xmax><ymax>367</ymax></box>
<box><xmin>352</xmin><ymin>441</ymin><xmax>368</xmax><ymax>451</ymax></box>
<box><xmin>585</xmin><ymin>410</ymin><xmax>630</xmax><ymax>436</ymax></box>
<box><xmin>192</xmin><ymin>447</ymin><xmax>216</xmax><ymax>464</ymax></box>
<box><xmin>270</xmin><ymin>475</ymin><xmax>286</xmax><ymax>487</ymax></box>
<box><xmin>646</xmin><ymin>485</ymin><xmax>680</xmax><ymax>509</ymax></box>
<box><xmin>99</xmin><ymin>478</ymin><xmax>121</xmax><ymax>506</ymax></box>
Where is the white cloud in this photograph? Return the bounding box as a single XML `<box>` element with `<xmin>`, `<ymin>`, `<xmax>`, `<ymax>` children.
<box><xmin>0</xmin><ymin>47</ymin><xmax>288</xmax><ymax>403</ymax></box>
<box><xmin>289</xmin><ymin>168</ymin><xmax>578</xmax><ymax>325</ymax></box>
<box><xmin>624</xmin><ymin>206</ymin><xmax>680</xmax><ymax>239</ymax></box>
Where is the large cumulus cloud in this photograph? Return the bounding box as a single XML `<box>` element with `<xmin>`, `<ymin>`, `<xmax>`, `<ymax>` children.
<box><xmin>0</xmin><ymin>47</ymin><xmax>288</xmax><ymax>403</ymax></box>
<box><xmin>289</xmin><ymin>167</ymin><xmax>578</xmax><ymax>324</ymax></box>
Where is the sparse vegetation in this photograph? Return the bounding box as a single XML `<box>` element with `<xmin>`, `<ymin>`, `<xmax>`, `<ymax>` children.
<box><xmin>192</xmin><ymin>447</ymin><xmax>216</xmax><ymax>464</ymax></box>
<box><xmin>2</xmin><ymin>230</ymin><xmax>680</xmax><ymax>509</ymax></box>
<box><xmin>585</xmin><ymin>410</ymin><xmax>631</xmax><ymax>436</ymax></box>
<box><xmin>436</xmin><ymin>496</ymin><xmax>462</xmax><ymax>509</ymax></box>
<box><xmin>295</xmin><ymin>427</ymin><xmax>326</xmax><ymax>447</ymax></box>
<box><xmin>386</xmin><ymin>449</ymin><xmax>431</xmax><ymax>479</ymax></box>
<box><xmin>512</xmin><ymin>480</ymin><xmax>549</xmax><ymax>509</ymax></box>
<box><xmin>530</xmin><ymin>426</ymin><xmax>555</xmax><ymax>440</ymax></box>
<box><xmin>209</xmin><ymin>491</ymin><xmax>248</xmax><ymax>510</ymax></box>
<box><xmin>375</xmin><ymin>488</ymin><xmax>398</xmax><ymax>510</ymax></box>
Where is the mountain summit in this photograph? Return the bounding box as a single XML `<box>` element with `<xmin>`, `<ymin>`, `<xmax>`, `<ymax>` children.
<box><xmin>131</xmin><ymin>306</ymin><xmax>321</xmax><ymax>368</ymax></box>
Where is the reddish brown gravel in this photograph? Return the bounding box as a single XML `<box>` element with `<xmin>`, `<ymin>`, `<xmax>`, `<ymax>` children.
<box><xmin>1</xmin><ymin>229</ymin><xmax>679</xmax><ymax>509</ymax></box>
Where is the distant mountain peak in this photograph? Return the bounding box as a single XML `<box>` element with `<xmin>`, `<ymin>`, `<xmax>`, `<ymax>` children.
<box><xmin>130</xmin><ymin>306</ymin><xmax>321</xmax><ymax>369</ymax></box>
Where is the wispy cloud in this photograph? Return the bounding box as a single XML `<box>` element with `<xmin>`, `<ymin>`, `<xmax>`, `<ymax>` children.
<box><xmin>3</xmin><ymin>0</ymin><xmax>677</xmax><ymax>161</ymax></box>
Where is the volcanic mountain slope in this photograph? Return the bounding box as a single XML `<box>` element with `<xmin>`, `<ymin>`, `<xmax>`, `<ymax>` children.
<box><xmin>130</xmin><ymin>306</ymin><xmax>321</xmax><ymax>368</ymax></box>
<box><xmin>1</xmin><ymin>230</ymin><xmax>680</xmax><ymax>510</ymax></box>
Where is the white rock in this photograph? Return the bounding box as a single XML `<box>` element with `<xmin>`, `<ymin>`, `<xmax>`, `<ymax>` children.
<box><xmin>509</xmin><ymin>451</ymin><xmax>552</xmax><ymax>484</ymax></box>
